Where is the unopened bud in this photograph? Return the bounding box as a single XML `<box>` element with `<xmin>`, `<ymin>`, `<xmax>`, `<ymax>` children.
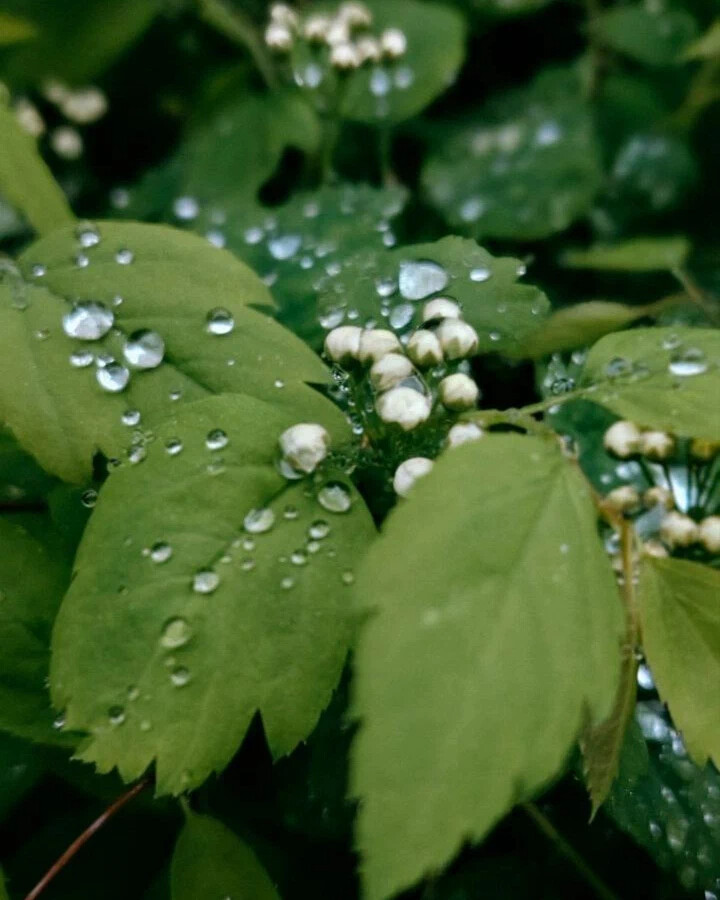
<box><xmin>422</xmin><ymin>297</ymin><xmax>461</xmax><ymax>323</ymax></box>
<box><xmin>438</xmin><ymin>373</ymin><xmax>479</xmax><ymax>411</ymax></box>
<box><xmin>370</xmin><ymin>353</ymin><xmax>414</xmax><ymax>391</ymax></box>
<box><xmin>660</xmin><ymin>511</ymin><xmax>699</xmax><ymax>548</ymax></box>
<box><xmin>304</xmin><ymin>15</ymin><xmax>331</xmax><ymax>41</ymax></box>
<box><xmin>14</xmin><ymin>99</ymin><xmax>44</xmax><ymax>137</ymax></box>
<box><xmin>358</xmin><ymin>328</ymin><xmax>401</xmax><ymax>364</ymax></box>
<box><xmin>407</xmin><ymin>329</ymin><xmax>443</xmax><ymax>367</ymax></box>
<box><xmin>265</xmin><ymin>22</ymin><xmax>293</xmax><ymax>50</ymax></box>
<box><xmin>356</xmin><ymin>36</ymin><xmax>381</xmax><ymax>63</ymax></box>
<box><xmin>643</xmin><ymin>486</ymin><xmax>674</xmax><ymax>510</ymax></box>
<box><xmin>330</xmin><ymin>41</ymin><xmax>360</xmax><ymax>69</ymax></box>
<box><xmin>324</xmin><ymin>326</ymin><xmax>362</xmax><ymax>363</ymax></box>
<box><xmin>603</xmin><ymin>420</ymin><xmax>641</xmax><ymax>458</ymax></box>
<box><xmin>393</xmin><ymin>457</ymin><xmax>434</xmax><ymax>497</ymax></box>
<box><xmin>338</xmin><ymin>2</ymin><xmax>373</xmax><ymax>27</ymax></box>
<box><xmin>60</xmin><ymin>87</ymin><xmax>107</xmax><ymax>124</ymax></box>
<box><xmin>279</xmin><ymin>423</ymin><xmax>330</xmax><ymax>474</ymax></box>
<box><xmin>691</xmin><ymin>438</ymin><xmax>719</xmax><ymax>461</ymax></box>
<box><xmin>436</xmin><ymin>320</ymin><xmax>478</xmax><ymax>360</ymax></box>
<box><xmin>605</xmin><ymin>485</ymin><xmax>641</xmax><ymax>514</ymax></box>
<box><xmin>270</xmin><ymin>3</ymin><xmax>300</xmax><ymax>28</ymax></box>
<box><xmin>641</xmin><ymin>431</ymin><xmax>674</xmax><ymax>461</ymax></box>
<box><xmin>447</xmin><ymin>422</ymin><xmax>484</xmax><ymax>447</ymax></box>
<box><xmin>380</xmin><ymin>27</ymin><xmax>407</xmax><ymax>58</ymax></box>
<box><xmin>699</xmin><ymin>516</ymin><xmax>720</xmax><ymax>553</ymax></box>
<box><xmin>643</xmin><ymin>539</ymin><xmax>669</xmax><ymax>558</ymax></box>
<box><xmin>376</xmin><ymin>386</ymin><xmax>431</xmax><ymax>430</ymax></box>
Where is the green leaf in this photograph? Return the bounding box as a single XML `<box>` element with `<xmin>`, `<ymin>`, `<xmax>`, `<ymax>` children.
<box><xmin>0</xmin><ymin>427</ymin><xmax>56</xmax><ymax>505</ymax></box>
<box><xmin>638</xmin><ymin>556</ymin><xmax>720</xmax><ymax>767</ymax></box>
<box><xmin>0</xmin><ymin>0</ymin><xmax>160</xmax><ymax>85</ymax></box>
<box><xmin>316</xmin><ymin>235</ymin><xmax>549</xmax><ymax>355</ymax></box>
<box><xmin>422</xmin><ymin>68</ymin><xmax>602</xmax><ymax>240</ymax></box>
<box><xmin>561</xmin><ymin>237</ymin><xmax>691</xmax><ymax>273</ymax></box>
<box><xmin>593</xmin><ymin>5</ymin><xmax>699</xmax><ymax>67</ymax></box>
<box><xmin>0</xmin><ymin>100</ymin><xmax>74</xmax><ymax>236</ymax></box>
<box><xmin>682</xmin><ymin>19</ymin><xmax>720</xmax><ymax>61</ymax></box>
<box><xmin>351</xmin><ymin>434</ymin><xmax>624</xmax><ymax>900</ymax></box>
<box><xmin>0</xmin><ymin>221</ymin><xmax>331</xmax><ymax>483</ymax></box>
<box><xmin>608</xmin><ymin>701</ymin><xmax>720</xmax><ymax>896</ymax></box>
<box><xmin>0</xmin><ymin>514</ymin><xmax>71</xmax><ymax>744</ymax></box>
<box><xmin>333</xmin><ymin>0</ymin><xmax>466</xmax><ymax>123</ymax></box>
<box><xmin>51</xmin><ymin>394</ymin><xmax>375</xmax><ymax>794</ymax></box>
<box><xmin>579</xmin><ymin>327</ymin><xmax>720</xmax><ymax>440</ymax></box>
<box><xmin>517</xmin><ymin>299</ymin><xmax>675</xmax><ymax>360</ymax></box>
<box><xmin>0</xmin><ymin>12</ymin><xmax>36</xmax><ymax>46</ymax></box>
<box><xmin>466</xmin><ymin>0</ymin><xmax>557</xmax><ymax>15</ymax></box>
<box><xmin>171</xmin><ymin>812</ymin><xmax>279</xmax><ymax>900</ymax></box>
<box><xmin>581</xmin><ymin>645</ymin><xmax>637</xmax><ymax>818</ymax></box>
<box><xmin>0</xmin><ymin>733</ymin><xmax>45</xmax><ymax>822</ymax></box>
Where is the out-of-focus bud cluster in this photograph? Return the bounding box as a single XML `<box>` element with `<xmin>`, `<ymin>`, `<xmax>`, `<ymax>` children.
<box><xmin>264</xmin><ymin>2</ymin><xmax>407</xmax><ymax>71</ymax></box>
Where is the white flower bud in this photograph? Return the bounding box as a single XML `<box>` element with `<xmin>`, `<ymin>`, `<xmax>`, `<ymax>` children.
<box><xmin>699</xmin><ymin>516</ymin><xmax>720</xmax><ymax>553</ymax></box>
<box><xmin>50</xmin><ymin>126</ymin><xmax>83</xmax><ymax>160</ymax></box>
<box><xmin>660</xmin><ymin>511</ymin><xmax>699</xmax><ymax>548</ymax></box>
<box><xmin>603</xmin><ymin>420</ymin><xmax>642</xmax><ymax>458</ymax></box>
<box><xmin>640</xmin><ymin>430</ymin><xmax>674</xmax><ymax>461</ymax></box>
<box><xmin>338</xmin><ymin>2</ymin><xmax>373</xmax><ymax>27</ymax></box>
<box><xmin>14</xmin><ymin>99</ymin><xmax>44</xmax><ymax>137</ymax></box>
<box><xmin>438</xmin><ymin>373</ymin><xmax>479</xmax><ymax>411</ymax></box>
<box><xmin>380</xmin><ymin>27</ymin><xmax>407</xmax><ymax>58</ymax></box>
<box><xmin>691</xmin><ymin>438</ymin><xmax>719</xmax><ymax>461</ymax></box>
<box><xmin>643</xmin><ymin>539</ymin><xmax>669</xmax><ymax>558</ymax></box>
<box><xmin>393</xmin><ymin>457</ymin><xmax>434</xmax><ymax>497</ymax></box>
<box><xmin>303</xmin><ymin>14</ymin><xmax>331</xmax><ymax>41</ymax></box>
<box><xmin>324</xmin><ymin>326</ymin><xmax>361</xmax><ymax>363</ymax></box>
<box><xmin>358</xmin><ymin>328</ymin><xmax>401</xmax><ymax>364</ymax></box>
<box><xmin>407</xmin><ymin>329</ymin><xmax>443</xmax><ymax>367</ymax></box>
<box><xmin>279</xmin><ymin>423</ymin><xmax>330</xmax><ymax>474</ymax></box>
<box><xmin>422</xmin><ymin>297</ymin><xmax>461</xmax><ymax>323</ymax></box>
<box><xmin>370</xmin><ymin>353</ymin><xmax>414</xmax><ymax>391</ymax></box>
<box><xmin>436</xmin><ymin>320</ymin><xmax>478</xmax><ymax>360</ymax></box>
<box><xmin>447</xmin><ymin>422</ymin><xmax>484</xmax><ymax>448</ymax></box>
<box><xmin>643</xmin><ymin>486</ymin><xmax>674</xmax><ymax>510</ymax></box>
<box><xmin>329</xmin><ymin>41</ymin><xmax>360</xmax><ymax>69</ymax></box>
<box><xmin>265</xmin><ymin>22</ymin><xmax>293</xmax><ymax>50</ymax></box>
<box><xmin>604</xmin><ymin>485</ymin><xmax>641</xmax><ymax>513</ymax></box>
<box><xmin>356</xmin><ymin>36</ymin><xmax>381</xmax><ymax>63</ymax></box>
<box><xmin>60</xmin><ymin>87</ymin><xmax>108</xmax><ymax>124</ymax></box>
<box><xmin>376</xmin><ymin>386</ymin><xmax>431</xmax><ymax>430</ymax></box>
<box><xmin>326</xmin><ymin>18</ymin><xmax>350</xmax><ymax>45</ymax></box>
<box><xmin>270</xmin><ymin>3</ymin><xmax>300</xmax><ymax>28</ymax></box>
<box><xmin>42</xmin><ymin>79</ymin><xmax>69</xmax><ymax>105</ymax></box>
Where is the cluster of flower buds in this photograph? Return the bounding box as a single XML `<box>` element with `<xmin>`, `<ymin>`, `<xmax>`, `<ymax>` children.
<box><xmin>264</xmin><ymin>2</ymin><xmax>408</xmax><ymax>70</ymax></box>
<box><xmin>603</xmin><ymin>420</ymin><xmax>676</xmax><ymax>462</ymax></box>
<box><xmin>278</xmin><ymin>423</ymin><xmax>330</xmax><ymax>475</ymax></box>
<box><xmin>324</xmin><ymin>299</ymin><xmax>480</xmax><ymax>433</ymax></box>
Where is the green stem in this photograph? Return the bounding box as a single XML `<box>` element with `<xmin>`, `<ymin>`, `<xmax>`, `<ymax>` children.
<box><xmin>522</xmin><ymin>802</ymin><xmax>621</xmax><ymax>900</ymax></box>
<box><xmin>672</xmin><ymin>266</ymin><xmax>720</xmax><ymax>325</ymax></box>
<box><xmin>671</xmin><ymin>55</ymin><xmax>720</xmax><ymax>133</ymax></box>
<box><xmin>196</xmin><ymin>0</ymin><xmax>278</xmax><ymax>90</ymax></box>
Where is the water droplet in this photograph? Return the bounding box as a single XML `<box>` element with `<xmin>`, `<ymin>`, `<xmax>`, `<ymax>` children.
<box><xmin>389</xmin><ymin>303</ymin><xmax>414</xmax><ymax>330</ymax></box>
<box><xmin>115</xmin><ymin>248</ymin><xmax>134</xmax><ymax>265</ymax></box>
<box><xmin>243</xmin><ymin>226</ymin><xmax>264</xmax><ymax>245</ymax></box>
<box><xmin>127</xmin><ymin>686</ymin><xmax>140</xmax><ymax>702</ymax></box>
<box><xmin>123</xmin><ymin>329</ymin><xmax>165</xmax><ymax>369</ymax></box>
<box><xmin>75</xmin><ymin>253</ymin><xmax>90</xmax><ymax>268</ymax></box>
<box><xmin>150</xmin><ymin>541</ymin><xmax>172</xmax><ymax>564</ymax></box>
<box><xmin>274</xmin><ymin>379</ymin><xmax>285</xmax><ymax>389</ymax></box>
<box><xmin>308</xmin><ymin>520</ymin><xmax>330</xmax><ymax>539</ymax></box>
<box><xmin>206</xmin><ymin>428</ymin><xmax>228</xmax><ymax>450</ymax></box>
<box><xmin>291</xmin><ymin>549</ymin><xmax>308</xmax><ymax>566</ymax></box>
<box><xmin>169</xmin><ymin>389</ymin><xmax>183</xmax><ymax>401</ymax></box>
<box><xmin>241</xmin><ymin>558</ymin><xmax>255</xmax><ymax>572</ymax></box>
<box><xmin>139</xmin><ymin>719</ymin><xmax>152</xmax><ymax>732</ymax></box>
<box><xmin>53</xmin><ymin>713</ymin><xmax>66</xmax><ymax>730</ymax></box>
<box><xmin>62</xmin><ymin>301</ymin><xmax>114</xmax><ymax>340</ymax></box>
<box><xmin>193</xmin><ymin>569</ymin><xmax>220</xmax><ymax>594</ymax></box>
<box><xmin>170</xmin><ymin>666</ymin><xmax>191</xmax><ymax>687</ymax></box>
<box><xmin>370</xmin><ymin>67</ymin><xmax>392</xmax><ymax>96</ymax></box>
<box><xmin>283</xmin><ymin>505</ymin><xmax>299</xmax><ymax>520</ymax></box>
<box><xmin>165</xmin><ymin>438</ymin><xmax>183</xmax><ymax>456</ymax></box>
<box><xmin>668</xmin><ymin>348</ymin><xmax>708</xmax><ymax>377</ymax></box>
<box><xmin>341</xmin><ymin>570</ymin><xmax>355</xmax><ymax>585</ymax></box>
<box><xmin>121</xmin><ymin>409</ymin><xmax>141</xmax><ymax>426</ymax></box>
<box><xmin>268</xmin><ymin>233</ymin><xmax>302</xmax><ymax>260</ymax></box>
<box><xmin>173</xmin><ymin>195</ymin><xmax>199</xmax><ymax>220</ymax></box>
<box><xmin>243</xmin><ymin>508</ymin><xmax>275</xmax><ymax>533</ymax></box>
<box><xmin>77</xmin><ymin>226</ymin><xmax>100</xmax><ymax>248</ymax></box>
<box><xmin>281</xmin><ymin>576</ymin><xmax>295</xmax><ymax>590</ymax></box>
<box><xmin>34</xmin><ymin>328</ymin><xmax>50</xmax><ymax>341</ymax></box>
<box><xmin>160</xmin><ymin>617</ymin><xmax>192</xmax><ymax>649</ymax></box>
<box><xmin>398</xmin><ymin>260</ymin><xmax>448</xmax><ymax>300</ymax></box>
<box><xmin>31</xmin><ymin>263</ymin><xmax>46</xmax><ymax>277</ymax></box>
<box><xmin>128</xmin><ymin>445</ymin><xmax>147</xmax><ymax>465</ymax></box>
<box><xmin>469</xmin><ymin>266</ymin><xmax>491</xmax><ymax>283</ymax></box>
<box><xmin>81</xmin><ymin>489</ymin><xmax>97</xmax><ymax>508</ymax></box>
<box><xmin>375</xmin><ymin>277</ymin><xmax>397</xmax><ymax>298</ymax></box>
<box><xmin>96</xmin><ymin>362</ymin><xmax>130</xmax><ymax>393</ymax></box>
<box><xmin>206</xmin><ymin>307</ymin><xmax>234</xmax><ymax>335</ymax></box>
<box><xmin>318</xmin><ymin>482</ymin><xmax>352</xmax><ymax>513</ymax></box>
<box><xmin>662</xmin><ymin>333</ymin><xmax>681</xmax><ymax>350</ymax></box>
<box><xmin>108</xmin><ymin>706</ymin><xmax>126</xmax><ymax>726</ymax></box>
<box><xmin>69</xmin><ymin>349</ymin><xmax>94</xmax><ymax>368</ymax></box>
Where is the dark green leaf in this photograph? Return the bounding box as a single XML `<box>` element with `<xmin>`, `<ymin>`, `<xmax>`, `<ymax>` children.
<box><xmin>0</xmin><ymin>12</ymin><xmax>36</xmax><ymax>46</ymax></box>
<box><xmin>51</xmin><ymin>394</ymin><xmax>375</xmax><ymax>794</ymax></box>
<box><xmin>0</xmin><ymin>427</ymin><xmax>56</xmax><ymax>505</ymax></box>
<box><xmin>683</xmin><ymin>19</ymin><xmax>720</xmax><ymax>60</ymax></box>
<box><xmin>422</xmin><ymin>68</ymin><xmax>602</xmax><ymax>240</ymax></box>
<box><xmin>561</xmin><ymin>237</ymin><xmax>691</xmax><ymax>273</ymax></box>
<box><xmin>171</xmin><ymin>812</ymin><xmax>278</xmax><ymax>900</ymax></box>
<box><xmin>593</xmin><ymin>5</ymin><xmax>699</xmax><ymax>67</ymax></box>
<box><xmin>351</xmin><ymin>434</ymin><xmax>624</xmax><ymax>900</ymax></box>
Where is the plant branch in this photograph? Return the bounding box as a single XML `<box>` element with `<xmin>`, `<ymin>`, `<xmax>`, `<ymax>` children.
<box><xmin>23</xmin><ymin>777</ymin><xmax>151</xmax><ymax>900</ymax></box>
<box><xmin>672</xmin><ymin>266</ymin><xmax>720</xmax><ymax>325</ymax></box>
<box><xmin>196</xmin><ymin>0</ymin><xmax>278</xmax><ymax>90</ymax></box>
<box><xmin>522</xmin><ymin>802</ymin><xmax>621</xmax><ymax>900</ymax></box>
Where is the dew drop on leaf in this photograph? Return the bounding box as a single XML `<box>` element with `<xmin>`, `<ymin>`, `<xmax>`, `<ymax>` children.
<box><xmin>150</xmin><ymin>541</ymin><xmax>173</xmax><ymax>563</ymax></box>
<box><xmin>308</xmin><ymin>520</ymin><xmax>330</xmax><ymax>539</ymax></box>
<box><xmin>193</xmin><ymin>570</ymin><xmax>220</xmax><ymax>594</ymax></box>
<box><xmin>121</xmin><ymin>409</ymin><xmax>141</xmax><ymax>426</ymax></box>
<box><xmin>96</xmin><ymin>362</ymin><xmax>130</xmax><ymax>393</ymax></box>
<box><xmin>317</xmin><ymin>482</ymin><xmax>353</xmax><ymax>513</ymax></box>
<box><xmin>170</xmin><ymin>666</ymin><xmax>191</xmax><ymax>687</ymax></box>
<box><xmin>115</xmin><ymin>248</ymin><xmax>134</xmax><ymax>265</ymax></box>
<box><xmin>668</xmin><ymin>348</ymin><xmax>708</xmax><ymax>376</ymax></box>
<box><xmin>268</xmin><ymin>233</ymin><xmax>302</xmax><ymax>260</ymax></box>
<box><xmin>123</xmin><ymin>329</ymin><xmax>165</xmax><ymax>369</ymax></box>
<box><xmin>206</xmin><ymin>307</ymin><xmax>235</xmax><ymax>335</ymax></box>
<box><xmin>81</xmin><ymin>489</ymin><xmax>97</xmax><ymax>508</ymax></box>
<box><xmin>243</xmin><ymin>507</ymin><xmax>275</xmax><ymax>533</ymax></box>
<box><xmin>398</xmin><ymin>260</ymin><xmax>449</xmax><ymax>300</ymax></box>
<box><xmin>62</xmin><ymin>301</ymin><xmax>114</xmax><ymax>340</ymax></box>
<box><xmin>172</xmin><ymin>195</ymin><xmax>199</xmax><ymax>220</ymax></box>
<box><xmin>160</xmin><ymin>617</ymin><xmax>192</xmax><ymax>649</ymax></box>
<box><xmin>108</xmin><ymin>705</ymin><xmax>126</xmax><ymax>726</ymax></box>
<box><xmin>205</xmin><ymin>429</ymin><xmax>229</xmax><ymax>450</ymax></box>
<box><xmin>69</xmin><ymin>349</ymin><xmax>94</xmax><ymax>368</ymax></box>
<box><xmin>469</xmin><ymin>266</ymin><xmax>492</xmax><ymax>282</ymax></box>
<box><xmin>165</xmin><ymin>438</ymin><xmax>183</xmax><ymax>456</ymax></box>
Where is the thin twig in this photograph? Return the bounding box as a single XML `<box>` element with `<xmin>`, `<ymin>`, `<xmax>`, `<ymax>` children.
<box><xmin>24</xmin><ymin>777</ymin><xmax>151</xmax><ymax>900</ymax></box>
<box><xmin>522</xmin><ymin>802</ymin><xmax>621</xmax><ymax>900</ymax></box>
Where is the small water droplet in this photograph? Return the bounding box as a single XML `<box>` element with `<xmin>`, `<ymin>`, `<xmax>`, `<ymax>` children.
<box><xmin>170</xmin><ymin>666</ymin><xmax>191</xmax><ymax>687</ymax></box>
<box><xmin>115</xmin><ymin>248</ymin><xmax>134</xmax><ymax>265</ymax></box>
<box><xmin>81</xmin><ymin>489</ymin><xmax>98</xmax><ymax>508</ymax></box>
<box><xmin>150</xmin><ymin>541</ymin><xmax>173</xmax><ymax>563</ymax></box>
<box><xmin>283</xmin><ymin>505</ymin><xmax>299</xmax><ymax>520</ymax></box>
<box><xmin>241</xmin><ymin>558</ymin><xmax>255</xmax><ymax>571</ymax></box>
<box><xmin>669</xmin><ymin>348</ymin><xmax>708</xmax><ymax>377</ymax></box>
<box><xmin>243</xmin><ymin>507</ymin><xmax>275</xmax><ymax>533</ymax></box>
<box><xmin>62</xmin><ymin>301</ymin><xmax>114</xmax><ymax>340</ymax></box>
<box><xmin>268</xmin><ymin>233</ymin><xmax>302</xmax><ymax>260</ymax></box>
<box><xmin>193</xmin><ymin>569</ymin><xmax>220</xmax><ymax>594</ymax></box>
<box><xmin>281</xmin><ymin>576</ymin><xmax>295</xmax><ymax>590</ymax></box>
<box><xmin>308</xmin><ymin>520</ymin><xmax>330</xmax><ymax>539</ymax></box>
<box><xmin>165</xmin><ymin>438</ymin><xmax>183</xmax><ymax>456</ymax></box>
<box><xmin>206</xmin><ymin>428</ymin><xmax>228</xmax><ymax>450</ymax></box>
<box><xmin>173</xmin><ymin>195</ymin><xmax>199</xmax><ymax>220</ymax></box>
<box><xmin>121</xmin><ymin>409</ymin><xmax>141</xmax><ymax>426</ymax></box>
<box><xmin>69</xmin><ymin>349</ymin><xmax>94</xmax><ymax>368</ymax></box>
<box><xmin>341</xmin><ymin>570</ymin><xmax>355</xmax><ymax>585</ymax></box>
<box><xmin>31</xmin><ymin>263</ymin><xmax>46</xmax><ymax>277</ymax></box>
<box><xmin>77</xmin><ymin>226</ymin><xmax>100</xmax><ymax>248</ymax></box>
<box><xmin>318</xmin><ymin>482</ymin><xmax>352</xmax><ymax>513</ymax></box>
<box><xmin>123</xmin><ymin>329</ymin><xmax>165</xmax><ymax>369</ymax></box>
<box><xmin>291</xmin><ymin>550</ymin><xmax>308</xmax><ymax>566</ymax></box>
<box><xmin>469</xmin><ymin>266</ymin><xmax>491</xmax><ymax>283</ymax></box>
<box><xmin>108</xmin><ymin>706</ymin><xmax>126</xmax><ymax>726</ymax></box>
<box><xmin>206</xmin><ymin>307</ymin><xmax>234</xmax><ymax>335</ymax></box>
<box><xmin>96</xmin><ymin>362</ymin><xmax>130</xmax><ymax>393</ymax></box>
<box><xmin>160</xmin><ymin>617</ymin><xmax>192</xmax><ymax>649</ymax></box>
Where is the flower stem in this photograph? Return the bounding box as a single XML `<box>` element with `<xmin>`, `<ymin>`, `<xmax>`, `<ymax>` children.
<box><xmin>196</xmin><ymin>0</ymin><xmax>278</xmax><ymax>90</ymax></box>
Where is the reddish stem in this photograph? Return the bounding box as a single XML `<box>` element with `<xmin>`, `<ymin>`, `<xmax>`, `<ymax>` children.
<box><xmin>24</xmin><ymin>776</ymin><xmax>151</xmax><ymax>900</ymax></box>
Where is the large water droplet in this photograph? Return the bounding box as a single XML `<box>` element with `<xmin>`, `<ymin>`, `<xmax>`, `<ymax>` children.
<box><xmin>160</xmin><ymin>616</ymin><xmax>191</xmax><ymax>649</ymax></box>
<box><xmin>389</xmin><ymin>303</ymin><xmax>414</xmax><ymax>330</ymax></box>
<box><xmin>206</xmin><ymin>307</ymin><xmax>234</xmax><ymax>335</ymax></box>
<box><xmin>668</xmin><ymin>348</ymin><xmax>708</xmax><ymax>377</ymax></box>
<box><xmin>243</xmin><ymin>507</ymin><xmax>275</xmax><ymax>533</ymax></box>
<box><xmin>193</xmin><ymin>569</ymin><xmax>220</xmax><ymax>594</ymax></box>
<box><xmin>62</xmin><ymin>301</ymin><xmax>114</xmax><ymax>340</ymax></box>
<box><xmin>123</xmin><ymin>330</ymin><xmax>165</xmax><ymax>369</ymax></box>
<box><xmin>469</xmin><ymin>266</ymin><xmax>491</xmax><ymax>283</ymax></box>
<box><xmin>96</xmin><ymin>362</ymin><xmax>130</xmax><ymax>393</ymax></box>
<box><xmin>268</xmin><ymin>233</ymin><xmax>302</xmax><ymax>260</ymax></box>
<box><xmin>398</xmin><ymin>260</ymin><xmax>448</xmax><ymax>300</ymax></box>
<box><xmin>206</xmin><ymin>429</ymin><xmax>228</xmax><ymax>450</ymax></box>
<box><xmin>318</xmin><ymin>482</ymin><xmax>352</xmax><ymax>513</ymax></box>
<box><xmin>173</xmin><ymin>196</ymin><xmax>199</xmax><ymax>220</ymax></box>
